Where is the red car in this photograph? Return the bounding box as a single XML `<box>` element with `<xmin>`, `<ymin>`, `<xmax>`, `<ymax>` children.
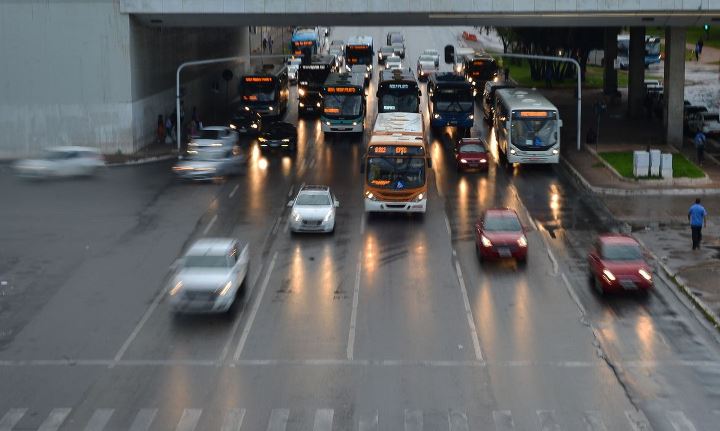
<box><xmin>474</xmin><ymin>208</ymin><xmax>528</xmax><ymax>264</ymax></box>
<box><xmin>455</xmin><ymin>138</ymin><xmax>489</xmax><ymax>172</ymax></box>
<box><xmin>587</xmin><ymin>234</ymin><xmax>653</xmax><ymax>295</ymax></box>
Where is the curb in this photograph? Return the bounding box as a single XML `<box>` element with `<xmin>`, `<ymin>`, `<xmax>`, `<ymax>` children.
<box><xmin>559</xmin><ymin>155</ymin><xmax>720</xmax><ymax>196</ymax></box>
<box><xmin>635</xmin><ymin>237</ymin><xmax>720</xmax><ymax>331</ymax></box>
<box><xmin>106</xmin><ymin>154</ymin><xmax>176</xmax><ymax>167</ymax></box>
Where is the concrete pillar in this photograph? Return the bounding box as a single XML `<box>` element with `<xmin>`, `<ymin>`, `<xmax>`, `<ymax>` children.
<box><xmin>663</xmin><ymin>27</ymin><xmax>686</xmax><ymax>147</ymax></box>
<box><xmin>241</xmin><ymin>26</ymin><xmax>251</xmax><ymax>74</ymax></box>
<box><xmin>603</xmin><ymin>27</ymin><xmax>619</xmax><ymax>95</ymax></box>
<box><xmin>628</xmin><ymin>27</ymin><xmax>646</xmax><ymax>117</ymax></box>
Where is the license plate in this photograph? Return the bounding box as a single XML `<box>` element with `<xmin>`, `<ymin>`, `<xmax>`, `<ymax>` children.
<box><xmin>449</xmin><ymin>121</ymin><xmax>457</xmax><ymax>125</ymax></box>
<box><xmin>498</xmin><ymin>247</ymin><xmax>511</xmax><ymax>257</ymax></box>
<box><xmin>239</xmin><ymin>128</ymin><xmax>247</xmax><ymax>132</ymax></box>
<box><xmin>620</xmin><ymin>280</ymin><xmax>636</xmax><ymax>289</ymax></box>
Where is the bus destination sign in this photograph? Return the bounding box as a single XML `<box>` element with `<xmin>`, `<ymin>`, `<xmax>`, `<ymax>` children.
<box><xmin>244</xmin><ymin>76</ymin><xmax>274</xmax><ymax>83</ymax></box>
<box><xmin>515</xmin><ymin>110</ymin><xmax>553</xmax><ymax>118</ymax></box>
<box><xmin>388</xmin><ymin>83</ymin><xmax>410</xmax><ymax>90</ymax></box>
<box><xmin>369</xmin><ymin>145</ymin><xmax>425</xmax><ymax>156</ymax></box>
<box><xmin>327</xmin><ymin>87</ymin><xmax>357</xmax><ymax>94</ymax></box>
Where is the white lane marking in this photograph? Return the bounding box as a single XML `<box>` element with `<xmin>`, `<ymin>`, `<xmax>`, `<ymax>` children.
<box><xmin>444</xmin><ymin>214</ymin><xmax>452</xmax><ymax>236</ymax></box>
<box><xmin>128</xmin><ymin>409</ymin><xmax>158</xmax><ymax>431</ymax></box>
<box><xmin>347</xmin><ymin>260</ymin><xmax>362</xmax><ymax>360</ymax></box>
<box><xmin>233</xmin><ymin>252</ymin><xmax>278</xmax><ymax>360</ymax></box>
<box><xmin>582</xmin><ymin>411</ymin><xmax>608</xmax><ymax>431</ymax></box>
<box><xmin>0</xmin><ymin>408</ymin><xmax>27</xmax><ymax>431</ymax></box>
<box><xmin>624</xmin><ymin>410</ymin><xmax>652</xmax><ymax>431</ymax></box>
<box><xmin>535</xmin><ymin>224</ymin><xmax>558</xmax><ymax>275</ymax></box>
<box><xmin>221</xmin><ymin>408</ymin><xmax>246</xmax><ymax>431</ymax></box>
<box><xmin>83</xmin><ymin>409</ymin><xmax>114</xmax><ymax>431</ymax></box>
<box><xmin>175</xmin><ymin>409</ymin><xmax>202</xmax><ymax>431</ymax></box>
<box><xmin>203</xmin><ymin>214</ymin><xmax>218</xmax><ymax>235</ymax></box>
<box><xmin>287</xmin><ymin>184</ymin><xmax>295</xmax><ymax>198</ymax></box>
<box><xmin>271</xmin><ymin>217</ymin><xmax>281</xmax><ymax>236</ymax></box>
<box><xmin>360</xmin><ymin>213</ymin><xmax>366</xmax><ymax>235</ymax></box>
<box><xmin>266</xmin><ymin>409</ymin><xmax>289</xmax><ymax>431</ymax></box>
<box><xmin>561</xmin><ymin>272</ymin><xmax>587</xmax><ymax>316</ymax></box>
<box><xmin>448</xmin><ymin>410</ymin><xmax>469</xmax><ymax>431</ymax></box>
<box><xmin>313</xmin><ymin>409</ymin><xmax>334</xmax><ymax>431</ymax></box>
<box><xmin>536</xmin><ymin>410</ymin><xmax>560</xmax><ymax>431</ymax></box>
<box><xmin>358</xmin><ymin>411</ymin><xmax>379</xmax><ymax>431</ymax></box>
<box><xmin>454</xmin><ymin>256</ymin><xmax>484</xmax><ymax>361</ymax></box>
<box><xmin>666</xmin><ymin>411</ymin><xmax>697</xmax><ymax>431</ymax></box>
<box><xmin>492</xmin><ymin>410</ymin><xmax>515</xmax><ymax>431</ymax></box>
<box><xmin>404</xmin><ymin>409</ymin><xmax>423</xmax><ymax>431</ymax></box>
<box><xmin>37</xmin><ymin>408</ymin><xmax>71</xmax><ymax>431</ymax></box>
<box><xmin>112</xmin><ymin>285</ymin><xmax>169</xmax><ymax>365</ymax></box>
<box><xmin>228</xmin><ymin>184</ymin><xmax>239</xmax><ymax>199</ymax></box>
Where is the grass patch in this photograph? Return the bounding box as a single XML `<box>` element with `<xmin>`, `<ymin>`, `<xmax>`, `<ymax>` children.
<box><xmin>598</xmin><ymin>151</ymin><xmax>705</xmax><ymax>179</ymax></box>
<box><xmin>685</xmin><ymin>27</ymin><xmax>720</xmax><ymax>50</ymax></box>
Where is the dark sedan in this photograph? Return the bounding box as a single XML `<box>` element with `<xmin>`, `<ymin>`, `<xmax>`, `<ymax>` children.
<box><xmin>230</xmin><ymin>108</ymin><xmax>262</xmax><ymax>135</ymax></box>
<box><xmin>258</xmin><ymin>121</ymin><xmax>297</xmax><ymax>152</ymax></box>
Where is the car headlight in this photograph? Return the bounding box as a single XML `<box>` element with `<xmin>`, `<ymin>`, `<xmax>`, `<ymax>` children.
<box><xmin>352</xmin><ymin>122</ymin><xmax>358</xmax><ymax>126</ymax></box>
<box><xmin>365</xmin><ymin>191</ymin><xmax>377</xmax><ymax>201</ymax></box>
<box><xmin>169</xmin><ymin>281</ymin><xmax>183</xmax><ymax>296</ymax></box>
<box><xmin>460</xmin><ymin>159</ymin><xmax>468</xmax><ymax>164</ymax></box>
<box><xmin>269</xmin><ymin>106</ymin><xmax>274</xmax><ymax>111</ymax></box>
<box><xmin>251</xmin><ymin>123</ymin><xmax>258</xmax><ymax>129</ymax></box>
<box><xmin>282</xmin><ymin>138</ymin><xmax>290</xmax><ymax>142</ymax></box>
<box><xmin>298</xmin><ymin>88</ymin><xmax>306</xmax><ymax>96</ymax></box>
<box><xmin>433</xmin><ymin>113</ymin><xmax>440</xmax><ymax>119</ymax></box>
<box><xmin>412</xmin><ymin>193</ymin><xmax>424</xmax><ymax>202</ymax></box>
<box><xmin>323</xmin><ymin>211</ymin><xmax>334</xmax><ymax>223</ymax></box>
<box><xmin>292</xmin><ymin>210</ymin><xmax>302</xmax><ymax>222</ymax></box>
<box><xmin>479</xmin><ymin>158</ymin><xmax>487</xmax><ymax>163</ymax></box>
<box><xmin>602</xmin><ymin>269</ymin><xmax>616</xmax><ymax>281</ymax></box>
<box><xmin>243</xmin><ymin>106</ymin><xmax>250</xmax><ymax>111</ymax></box>
<box><xmin>258</xmin><ymin>137</ymin><xmax>267</xmax><ymax>142</ymax></box>
<box><xmin>316</xmin><ymin>102</ymin><xmax>321</xmax><ymax>107</ymax></box>
<box><xmin>218</xmin><ymin>281</ymin><xmax>233</xmax><ymax>296</ymax></box>
<box><xmin>299</xmin><ymin>102</ymin><xmax>305</xmax><ymax>107</ymax></box>
<box><xmin>509</xmin><ymin>149</ymin><xmax>516</xmax><ymax>155</ymax></box>
<box><xmin>481</xmin><ymin>235</ymin><xmax>492</xmax><ymax>247</ymax></box>
<box><xmin>638</xmin><ymin>269</ymin><xmax>652</xmax><ymax>281</ymax></box>
<box><xmin>229</xmin><ymin>124</ymin><xmax>237</xmax><ymax>129</ymax></box>
<box><xmin>367</xmin><ymin>65</ymin><xmax>371</xmax><ymax>71</ymax></box>
<box><xmin>517</xmin><ymin>235</ymin><xmax>528</xmax><ymax>247</ymax></box>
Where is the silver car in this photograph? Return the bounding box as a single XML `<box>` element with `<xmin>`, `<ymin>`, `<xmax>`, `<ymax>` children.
<box><xmin>173</xmin><ymin>148</ymin><xmax>246</xmax><ymax>181</ymax></box>
<box><xmin>417</xmin><ymin>55</ymin><xmax>439</xmax><ymax>81</ymax></box>
<box><xmin>287</xmin><ymin>185</ymin><xmax>340</xmax><ymax>234</ymax></box>
<box><xmin>385</xmin><ymin>55</ymin><xmax>402</xmax><ymax>71</ymax></box>
<box><xmin>188</xmin><ymin>126</ymin><xmax>239</xmax><ymax>150</ymax></box>
<box><xmin>13</xmin><ymin>146</ymin><xmax>104</xmax><ymax>179</ymax></box>
<box><xmin>168</xmin><ymin>238</ymin><xmax>249</xmax><ymax>314</ymax></box>
<box><xmin>287</xmin><ymin>57</ymin><xmax>302</xmax><ymax>83</ymax></box>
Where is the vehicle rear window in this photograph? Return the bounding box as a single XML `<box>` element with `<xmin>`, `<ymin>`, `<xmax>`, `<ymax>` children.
<box><xmin>602</xmin><ymin>244</ymin><xmax>642</xmax><ymax>260</ymax></box>
<box><xmin>199</xmin><ymin>130</ymin><xmax>221</xmax><ymax>139</ymax></box>
<box><xmin>459</xmin><ymin>144</ymin><xmax>486</xmax><ymax>153</ymax></box>
<box><xmin>484</xmin><ymin>215</ymin><xmax>521</xmax><ymax>231</ymax></box>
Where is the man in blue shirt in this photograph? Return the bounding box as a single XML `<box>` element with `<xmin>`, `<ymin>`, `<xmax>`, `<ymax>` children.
<box><xmin>688</xmin><ymin>198</ymin><xmax>708</xmax><ymax>250</ymax></box>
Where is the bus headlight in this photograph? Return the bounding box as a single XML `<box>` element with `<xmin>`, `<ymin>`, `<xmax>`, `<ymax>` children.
<box><xmin>352</xmin><ymin>122</ymin><xmax>358</xmax><ymax>126</ymax></box>
<box><xmin>552</xmin><ymin>149</ymin><xmax>559</xmax><ymax>155</ymax></box>
<box><xmin>325</xmin><ymin>121</ymin><xmax>331</xmax><ymax>126</ymax></box>
<box><xmin>244</xmin><ymin>106</ymin><xmax>250</xmax><ymax>111</ymax></box>
<box><xmin>517</xmin><ymin>235</ymin><xmax>528</xmax><ymax>247</ymax></box>
<box><xmin>433</xmin><ymin>113</ymin><xmax>440</xmax><ymax>119</ymax></box>
<box><xmin>481</xmin><ymin>235</ymin><xmax>492</xmax><ymax>247</ymax></box>
<box><xmin>251</xmin><ymin>123</ymin><xmax>258</xmax><ymax>129</ymax></box>
<box><xmin>468</xmin><ymin>114</ymin><xmax>474</xmax><ymax>120</ymax></box>
<box><xmin>316</xmin><ymin>102</ymin><xmax>321</xmax><ymax>107</ymax></box>
<box><xmin>413</xmin><ymin>193</ymin><xmax>424</xmax><ymax>202</ymax></box>
<box><xmin>299</xmin><ymin>102</ymin><xmax>305</xmax><ymax>107</ymax></box>
<box><xmin>298</xmin><ymin>88</ymin><xmax>306</xmax><ymax>96</ymax></box>
<box><xmin>509</xmin><ymin>149</ymin><xmax>516</xmax><ymax>155</ymax></box>
<box><xmin>365</xmin><ymin>191</ymin><xmax>377</xmax><ymax>201</ymax></box>
<box><xmin>268</xmin><ymin>106</ymin><xmax>274</xmax><ymax>111</ymax></box>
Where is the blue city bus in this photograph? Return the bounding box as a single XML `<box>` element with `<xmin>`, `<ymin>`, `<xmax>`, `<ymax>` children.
<box><xmin>427</xmin><ymin>73</ymin><xmax>474</xmax><ymax>131</ymax></box>
<box><xmin>291</xmin><ymin>28</ymin><xmax>320</xmax><ymax>62</ymax></box>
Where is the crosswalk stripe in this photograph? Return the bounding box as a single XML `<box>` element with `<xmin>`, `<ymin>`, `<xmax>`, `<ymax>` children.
<box><xmin>492</xmin><ymin>410</ymin><xmax>515</xmax><ymax>431</ymax></box>
<box><xmin>37</xmin><ymin>408</ymin><xmax>71</xmax><ymax>431</ymax></box>
<box><xmin>0</xmin><ymin>408</ymin><xmax>27</xmax><ymax>431</ymax></box>
<box><xmin>582</xmin><ymin>411</ymin><xmax>608</xmax><ymax>431</ymax></box>
<box><xmin>448</xmin><ymin>410</ymin><xmax>469</xmax><ymax>431</ymax></box>
<box><xmin>221</xmin><ymin>408</ymin><xmax>246</xmax><ymax>431</ymax></box>
<box><xmin>665</xmin><ymin>411</ymin><xmax>697</xmax><ymax>431</ymax></box>
<box><xmin>83</xmin><ymin>409</ymin><xmax>114</xmax><ymax>431</ymax></box>
<box><xmin>536</xmin><ymin>410</ymin><xmax>561</xmax><ymax>431</ymax></box>
<box><xmin>358</xmin><ymin>411</ymin><xmax>379</xmax><ymax>431</ymax></box>
<box><xmin>404</xmin><ymin>409</ymin><xmax>423</xmax><ymax>431</ymax></box>
<box><xmin>624</xmin><ymin>410</ymin><xmax>652</xmax><ymax>431</ymax></box>
<box><xmin>129</xmin><ymin>408</ymin><xmax>157</xmax><ymax>431</ymax></box>
<box><xmin>175</xmin><ymin>409</ymin><xmax>202</xmax><ymax>431</ymax></box>
<box><xmin>313</xmin><ymin>409</ymin><xmax>333</xmax><ymax>431</ymax></box>
<box><xmin>266</xmin><ymin>409</ymin><xmax>289</xmax><ymax>431</ymax></box>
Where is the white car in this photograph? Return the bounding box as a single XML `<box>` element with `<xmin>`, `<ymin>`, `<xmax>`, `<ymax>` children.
<box><xmin>287</xmin><ymin>57</ymin><xmax>302</xmax><ymax>83</ymax></box>
<box><xmin>14</xmin><ymin>146</ymin><xmax>104</xmax><ymax>179</ymax></box>
<box><xmin>173</xmin><ymin>148</ymin><xmax>246</xmax><ymax>181</ymax></box>
<box><xmin>287</xmin><ymin>185</ymin><xmax>340</xmax><ymax>234</ymax></box>
<box><xmin>168</xmin><ymin>238</ymin><xmax>249</xmax><ymax>313</ymax></box>
<box><xmin>385</xmin><ymin>55</ymin><xmax>402</xmax><ymax>71</ymax></box>
<box><xmin>188</xmin><ymin>126</ymin><xmax>239</xmax><ymax>150</ymax></box>
<box><xmin>417</xmin><ymin>55</ymin><xmax>439</xmax><ymax>81</ymax></box>
<box><xmin>422</xmin><ymin>49</ymin><xmax>440</xmax><ymax>67</ymax></box>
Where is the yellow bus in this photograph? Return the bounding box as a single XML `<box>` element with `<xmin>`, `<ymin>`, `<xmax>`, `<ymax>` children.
<box><xmin>362</xmin><ymin>112</ymin><xmax>431</xmax><ymax>213</ymax></box>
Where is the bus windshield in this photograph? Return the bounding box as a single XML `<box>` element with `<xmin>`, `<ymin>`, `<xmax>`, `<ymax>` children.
<box><xmin>379</xmin><ymin>91</ymin><xmax>419</xmax><ymax>113</ymax></box>
<box><xmin>242</xmin><ymin>82</ymin><xmax>276</xmax><ymax>103</ymax></box>
<box><xmin>367</xmin><ymin>157</ymin><xmax>425</xmax><ymax>190</ymax></box>
<box><xmin>323</xmin><ymin>93</ymin><xmax>363</xmax><ymax>117</ymax></box>
<box><xmin>346</xmin><ymin>46</ymin><xmax>372</xmax><ymax>65</ymax></box>
<box><xmin>511</xmin><ymin>117</ymin><xmax>557</xmax><ymax>150</ymax></box>
<box><xmin>435</xmin><ymin>88</ymin><xmax>473</xmax><ymax>112</ymax></box>
<box><xmin>467</xmin><ymin>61</ymin><xmax>497</xmax><ymax>80</ymax></box>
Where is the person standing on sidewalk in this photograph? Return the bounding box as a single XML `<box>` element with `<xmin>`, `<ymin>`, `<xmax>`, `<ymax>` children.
<box><xmin>694</xmin><ymin>129</ymin><xmax>707</xmax><ymax>166</ymax></box>
<box><xmin>262</xmin><ymin>37</ymin><xmax>267</xmax><ymax>53</ymax></box>
<box><xmin>688</xmin><ymin>198</ymin><xmax>708</xmax><ymax>250</ymax></box>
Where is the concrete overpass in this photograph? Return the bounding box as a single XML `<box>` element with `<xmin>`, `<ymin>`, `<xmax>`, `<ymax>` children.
<box><xmin>0</xmin><ymin>0</ymin><xmax>717</xmax><ymax>157</ymax></box>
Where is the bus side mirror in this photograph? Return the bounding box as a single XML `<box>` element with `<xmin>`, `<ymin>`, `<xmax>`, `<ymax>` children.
<box><xmin>427</xmin><ymin>157</ymin><xmax>433</xmax><ymax>169</ymax></box>
<box><xmin>418</xmin><ymin>90</ymin><xmax>422</xmax><ymax>97</ymax></box>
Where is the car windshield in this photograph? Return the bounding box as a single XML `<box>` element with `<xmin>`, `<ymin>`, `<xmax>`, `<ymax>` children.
<box><xmin>435</xmin><ymin>88</ymin><xmax>473</xmax><ymax>112</ymax></box>
<box><xmin>367</xmin><ymin>157</ymin><xmax>425</xmax><ymax>189</ymax></box>
<box><xmin>419</xmin><ymin>55</ymin><xmax>435</xmax><ymax>62</ymax></box>
<box><xmin>296</xmin><ymin>193</ymin><xmax>331</xmax><ymax>206</ymax></box>
<box><xmin>198</xmin><ymin>130</ymin><xmax>222</xmax><ymax>139</ymax></box>
<box><xmin>184</xmin><ymin>255</ymin><xmax>230</xmax><ymax>269</ymax></box>
<box><xmin>323</xmin><ymin>94</ymin><xmax>363</xmax><ymax>117</ymax></box>
<box><xmin>459</xmin><ymin>144</ymin><xmax>486</xmax><ymax>153</ymax></box>
<box><xmin>42</xmin><ymin>150</ymin><xmax>73</xmax><ymax>160</ymax></box>
<box><xmin>484</xmin><ymin>215</ymin><xmax>522</xmax><ymax>231</ymax></box>
<box><xmin>602</xmin><ymin>244</ymin><xmax>642</xmax><ymax>260</ymax></box>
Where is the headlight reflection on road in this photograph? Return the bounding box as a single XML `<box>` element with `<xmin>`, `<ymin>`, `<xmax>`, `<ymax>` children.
<box><xmin>549</xmin><ymin>184</ymin><xmax>561</xmax><ymax>221</ymax></box>
<box><xmin>282</xmin><ymin>156</ymin><xmax>292</xmax><ymax>176</ymax></box>
<box><xmin>257</xmin><ymin>157</ymin><xmax>268</xmax><ymax>171</ymax></box>
<box><xmin>363</xmin><ymin>234</ymin><xmax>378</xmax><ymax>276</ymax></box>
<box><xmin>636</xmin><ymin>314</ymin><xmax>657</xmax><ymax>358</ymax></box>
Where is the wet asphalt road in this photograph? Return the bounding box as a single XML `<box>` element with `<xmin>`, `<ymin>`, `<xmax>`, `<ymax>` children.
<box><xmin>1</xmin><ymin>27</ymin><xmax>720</xmax><ymax>431</ymax></box>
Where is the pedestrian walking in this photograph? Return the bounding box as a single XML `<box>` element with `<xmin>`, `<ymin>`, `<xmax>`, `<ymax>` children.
<box><xmin>688</xmin><ymin>198</ymin><xmax>708</xmax><ymax>250</ymax></box>
<box><xmin>262</xmin><ymin>37</ymin><xmax>267</xmax><ymax>53</ymax></box>
<box><xmin>697</xmin><ymin>39</ymin><xmax>704</xmax><ymax>60</ymax></box>
<box><xmin>694</xmin><ymin>129</ymin><xmax>707</xmax><ymax>166</ymax></box>
<box><xmin>504</xmin><ymin>67</ymin><xmax>510</xmax><ymax>82</ymax></box>
<box><xmin>165</xmin><ymin>116</ymin><xmax>174</xmax><ymax>144</ymax></box>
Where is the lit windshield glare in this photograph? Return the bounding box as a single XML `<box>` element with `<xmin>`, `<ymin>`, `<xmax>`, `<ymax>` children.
<box><xmin>184</xmin><ymin>255</ymin><xmax>230</xmax><ymax>269</ymax></box>
<box><xmin>367</xmin><ymin>157</ymin><xmax>425</xmax><ymax>189</ymax></box>
<box><xmin>296</xmin><ymin>194</ymin><xmax>331</xmax><ymax>206</ymax></box>
<box><xmin>484</xmin><ymin>216</ymin><xmax>522</xmax><ymax>232</ymax></box>
<box><xmin>602</xmin><ymin>244</ymin><xmax>642</xmax><ymax>261</ymax></box>
<box><xmin>323</xmin><ymin>94</ymin><xmax>362</xmax><ymax>117</ymax></box>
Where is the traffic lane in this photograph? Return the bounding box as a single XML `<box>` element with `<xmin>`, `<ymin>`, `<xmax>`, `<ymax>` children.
<box><xmin>355</xmin><ymin>179</ymin><xmax>478</xmax><ymax>362</ymax></box>
<box><xmin>0</xmin><ymin>162</ymin><xmax>231</xmax><ymax>361</ymax></box>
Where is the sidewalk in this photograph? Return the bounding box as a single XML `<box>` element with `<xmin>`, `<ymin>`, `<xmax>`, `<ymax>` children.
<box><xmin>104</xmin><ymin>142</ymin><xmax>178</xmax><ymax>166</ymax></box>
